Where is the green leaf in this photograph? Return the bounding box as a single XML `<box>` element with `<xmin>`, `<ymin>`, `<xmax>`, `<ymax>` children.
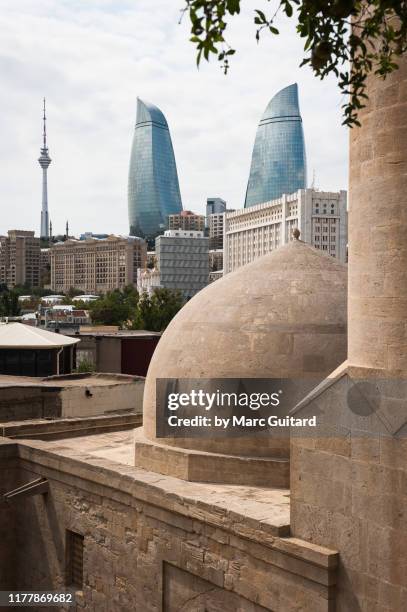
<box><xmin>254</xmin><ymin>9</ymin><xmax>266</xmax><ymax>23</ymax></box>
<box><xmin>285</xmin><ymin>2</ymin><xmax>293</xmax><ymax>17</ymax></box>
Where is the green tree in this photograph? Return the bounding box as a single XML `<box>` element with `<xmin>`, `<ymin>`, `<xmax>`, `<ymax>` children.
<box><xmin>182</xmin><ymin>0</ymin><xmax>407</xmax><ymax>126</ymax></box>
<box><xmin>132</xmin><ymin>288</ymin><xmax>184</xmax><ymax>332</ymax></box>
<box><xmin>122</xmin><ymin>284</ymin><xmax>139</xmax><ymax>306</ymax></box>
<box><xmin>0</xmin><ymin>290</ymin><xmax>21</xmax><ymax>317</ymax></box>
<box><xmin>89</xmin><ymin>287</ymin><xmax>139</xmax><ymax>328</ymax></box>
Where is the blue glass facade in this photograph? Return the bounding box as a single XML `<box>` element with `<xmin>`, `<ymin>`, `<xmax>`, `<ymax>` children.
<box><xmin>245</xmin><ymin>83</ymin><xmax>307</xmax><ymax>208</ymax></box>
<box><xmin>128</xmin><ymin>99</ymin><xmax>183</xmax><ymax>238</ymax></box>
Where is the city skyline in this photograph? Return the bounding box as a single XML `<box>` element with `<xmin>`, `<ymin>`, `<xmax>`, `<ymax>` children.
<box><xmin>0</xmin><ymin>1</ymin><xmax>348</xmax><ymax>237</ymax></box>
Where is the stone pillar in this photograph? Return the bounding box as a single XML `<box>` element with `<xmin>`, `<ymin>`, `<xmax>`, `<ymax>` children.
<box><xmin>348</xmin><ymin>52</ymin><xmax>407</xmax><ymax>372</ymax></box>
<box><xmin>290</xmin><ymin>52</ymin><xmax>407</xmax><ymax>611</ymax></box>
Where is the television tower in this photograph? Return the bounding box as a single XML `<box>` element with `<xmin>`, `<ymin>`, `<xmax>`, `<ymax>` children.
<box><xmin>39</xmin><ymin>98</ymin><xmax>52</xmax><ymax>239</ymax></box>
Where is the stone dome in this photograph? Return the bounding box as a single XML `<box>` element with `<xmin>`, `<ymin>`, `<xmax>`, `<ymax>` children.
<box><xmin>140</xmin><ymin>239</ymin><xmax>347</xmax><ymax>461</ymax></box>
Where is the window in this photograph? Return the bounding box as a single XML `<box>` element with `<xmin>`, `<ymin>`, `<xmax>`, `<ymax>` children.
<box><xmin>66</xmin><ymin>530</ymin><xmax>84</xmax><ymax>589</ymax></box>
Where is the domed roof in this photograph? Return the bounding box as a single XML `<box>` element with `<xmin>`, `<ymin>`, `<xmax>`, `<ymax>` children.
<box><xmin>142</xmin><ymin>239</ymin><xmax>347</xmax><ymax>456</ymax></box>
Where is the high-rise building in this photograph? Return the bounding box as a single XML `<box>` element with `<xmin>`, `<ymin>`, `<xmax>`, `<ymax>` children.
<box><xmin>245</xmin><ymin>84</ymin><xmax>307</xmax><ymax>208</ymax></box>
<box><xmin>224</xmin><ymin>189</ymin><xmax>347</xmax><ymax>274</ymax></box>
<box><xmin>208</xmin><ymin>213</ymin><xmax>224</xmax><ymax>250</ymax></box>
<box><xmin>168</xmin><ymin>211</ymin><xmax>205</xmax><ymax>232</ymax></box>
<box><xmin>155</xmin><ymin>230</ymin><xmax>209</xmax><ymax>299</ymax></box>
<box><xmin>0</xmin><ymin>230</ymin><xmax>40</xmax><ymax>288</ymax></box>
<box><xmin>128</xmin><ymin>99</ymin><xmax>183</xmax><ymax>239</ymax></box>
<box><xmin>40</xmin><ymin>248</ymin><xmax>51</xmax><ymax>287</ymax></box>
<box><xmin>206</xmin><ymin>197</ymin><xmax>226</xmax><ymax>227</ymax></box>
<box><xmin>38</xmin><ymin>99</ymin><xmax>52</xmax><ymax>239</ymax></box>
<box><xmin>50</xmin><ymin>235</ymin><xmax>147</xmax><ymax>294</ymax></box>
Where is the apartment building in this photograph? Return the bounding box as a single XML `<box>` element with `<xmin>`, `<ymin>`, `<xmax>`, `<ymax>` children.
<box><xmin>0</xmin><ymin>230</ymin><xmax>40</xmax><ymax>288</ymax></box>
<box><xmin>168</xmin><ymin>210</ymin><xmax>205</xmax><ymax>232</ymax></box>
<box><xmin>224</xmin><ymin>189</ymin><xmax>347</xmax><ymax>274</ymax></box>
<box><xmin>50</xmin><ymin>235</ymin><xmax>146</xmax><ymax>294</ymax></box>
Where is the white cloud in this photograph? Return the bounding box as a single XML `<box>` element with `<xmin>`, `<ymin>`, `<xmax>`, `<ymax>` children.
<box><xmin>0</xmin><ymin>0</ymin><xmax>348</xmax><ymax>236</ymax></box>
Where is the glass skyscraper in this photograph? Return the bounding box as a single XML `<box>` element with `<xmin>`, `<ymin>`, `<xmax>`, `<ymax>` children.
<box><xmin>245</xmin><ymin>83</ymin><xmax>307</xmax><ymax>208</ymax></box>
<box><xmin>128</xmin><ymin>99</ymin><xmax>183</xmax><ymax>238</ymax></box>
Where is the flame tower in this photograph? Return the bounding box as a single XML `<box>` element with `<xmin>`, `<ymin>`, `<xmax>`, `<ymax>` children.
<box><xmin>39</xmin><ymin>98</ymin><xmax>52</xmax><ymax>239</ymax></box>
<box><xmin>245</xmin><ymin>84</ymin><xmax>307</xmax><ymax>208</ymax></box>
<box><xmin>128</xmin><ymin>99</ymin><xmax>183</xmax><ymax>238</ymax></box>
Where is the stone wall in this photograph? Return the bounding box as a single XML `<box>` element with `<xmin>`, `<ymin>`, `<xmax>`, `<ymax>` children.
<box><xmin>58</xmin><ymin>378</ymin><xmax>144</xmax><ymax>418</ymax></box>
<box><xmin>0</xmin><ymin>440</ymin><xmax>20</xmax><ymax>590</ymax></box>
<box><xmin>348</xmin><ymin>44</ymin><xmax>407</xmax><ymax>372</ymax></box>
<box><xmin>0</xmin><ymin>385</ymin><xmax>62</xmax><ymax>422</ymax></box>
<box><xmin>2</xmin><ymin>439</ymin><xmax>338</xmax><ymax>612</ymax></box>
<box><xmin>290</xmin><ymin>368</ymin><xmax>407</xmax><ymax>611</ymax></box>
<box><xmin>0</xmin><ymin>374</ymin><xmax>144</xmax><ymax>423</ymax></box>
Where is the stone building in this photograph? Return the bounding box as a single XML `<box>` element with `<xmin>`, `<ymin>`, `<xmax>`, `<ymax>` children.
<box><xmin>50</xmin><ymin>235</ymin><xmax>147</xmax><ymax>294</ymax></box>
<box><xmin>224</xmin><ymin>188</ymin><xmax>347</xmax><ymax>273</ymax></box>
<box><xmin>0</xmin><ymin>50</ymin><xmax>405</xmax><ymax>612</ymax></box>
<box><xmin>168</xmin><ymin>210</ymin><xmax>205</xmax><ymax>232</ymax></box>
<box><xmin>137</xmin><ymin>237</ymin><xmax>348</xmax><ymax>484</ymax></box>
<box><xmin>0</xmin><ymin>230</ymin><xmax>40</xmax><ymax>288</ymax></box>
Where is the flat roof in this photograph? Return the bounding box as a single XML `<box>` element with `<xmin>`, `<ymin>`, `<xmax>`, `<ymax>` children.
<box><xmin>77</xmin><ymin>330</ymin><xmax>161</xmax><ymax>338</ymax></box>
<box><xmin>0</xmin><ymin>372</ymin><xmax>143</xmax><ymax>388</ymax></box>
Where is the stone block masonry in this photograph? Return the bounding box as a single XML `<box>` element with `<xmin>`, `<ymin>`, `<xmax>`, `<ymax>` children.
<box><xmin>0</xmin><ymin>438</ymin><xmax>337</xmax><ymax>612</ymax></box>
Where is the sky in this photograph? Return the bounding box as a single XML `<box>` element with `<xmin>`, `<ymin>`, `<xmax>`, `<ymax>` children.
<box><xmin>0</xmin><ymin>0</ymin><xmax>348</xmax><ymax>237</ymax></box>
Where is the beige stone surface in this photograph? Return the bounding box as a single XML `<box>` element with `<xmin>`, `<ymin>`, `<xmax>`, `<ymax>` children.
<box><xmin>38</xmin><ymin>429</ymin><xmax>291</xmax><ymax>535</ymax></box>
<box><xmin>290</xmin><ymin>50</ymin><xmax>407</xmax><ymax>612</ymax></box>
<box><xmin>134</xmin><ymin>433</ymin><xmax>290</xmax><ymax>488</ymax></box>
<box><xmin>348</xmin><ymin>50</ymin><xmax>407</xmax><ymax>374</ymax></box>
<box><xmin>0</xmin><ymin>373</ymin><xmax>144</xmax><ymax>421</ymax></box>
<box><xmin>142</xmin><ymin>239</ymin><xmax>347</xmax><ymax>462</ymax></box>
<box><xmin>0</xmin><ymin>438</ymin><xmax>337</xmax><ymax>612</ymax></box>
<box><xmin>291</xmin><ymin>365</ymin><xmax>407</xmax><ymax>610</ymax></box>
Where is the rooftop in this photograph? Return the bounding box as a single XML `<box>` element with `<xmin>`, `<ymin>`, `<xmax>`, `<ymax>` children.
<box><xmin>9</xmin><ymin>430</ymin><xmax>291</xmax><ymax>536</ymax></box>
<box><xmin>0</xmin><ymin>322</ymin><xmax>79</xmax><ymax>349</ymax></box>
<box><xmin>0</xmin><ymin>372</ymin><xmax>141</xmax><ymax>389</ymax></box>
<box><xmin>76</xmin><ymin>329</ymin><xmax>161</xmax><ymax>338</ymax></box>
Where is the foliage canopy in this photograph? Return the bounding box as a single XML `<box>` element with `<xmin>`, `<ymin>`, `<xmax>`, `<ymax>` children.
<box><xmin>89</xmin><ymin>286</ymin><xmax>184</xmax><ymax>331</ymax></box>
<box><xmin>182</xmin><ymin>0</ymin><xmax>407</xmax><ymax>126</ymax></box>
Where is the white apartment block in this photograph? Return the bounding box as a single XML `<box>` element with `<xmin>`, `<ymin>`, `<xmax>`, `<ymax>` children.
<box><xmin>50</xmin><ymin>235</ymin><xmax>147</xmax><ymax>294</ymax></box>
<box><xmin>224</xmin><ymin>189</ymin><xmax>347</xmax><ymax>274</ymax></box>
